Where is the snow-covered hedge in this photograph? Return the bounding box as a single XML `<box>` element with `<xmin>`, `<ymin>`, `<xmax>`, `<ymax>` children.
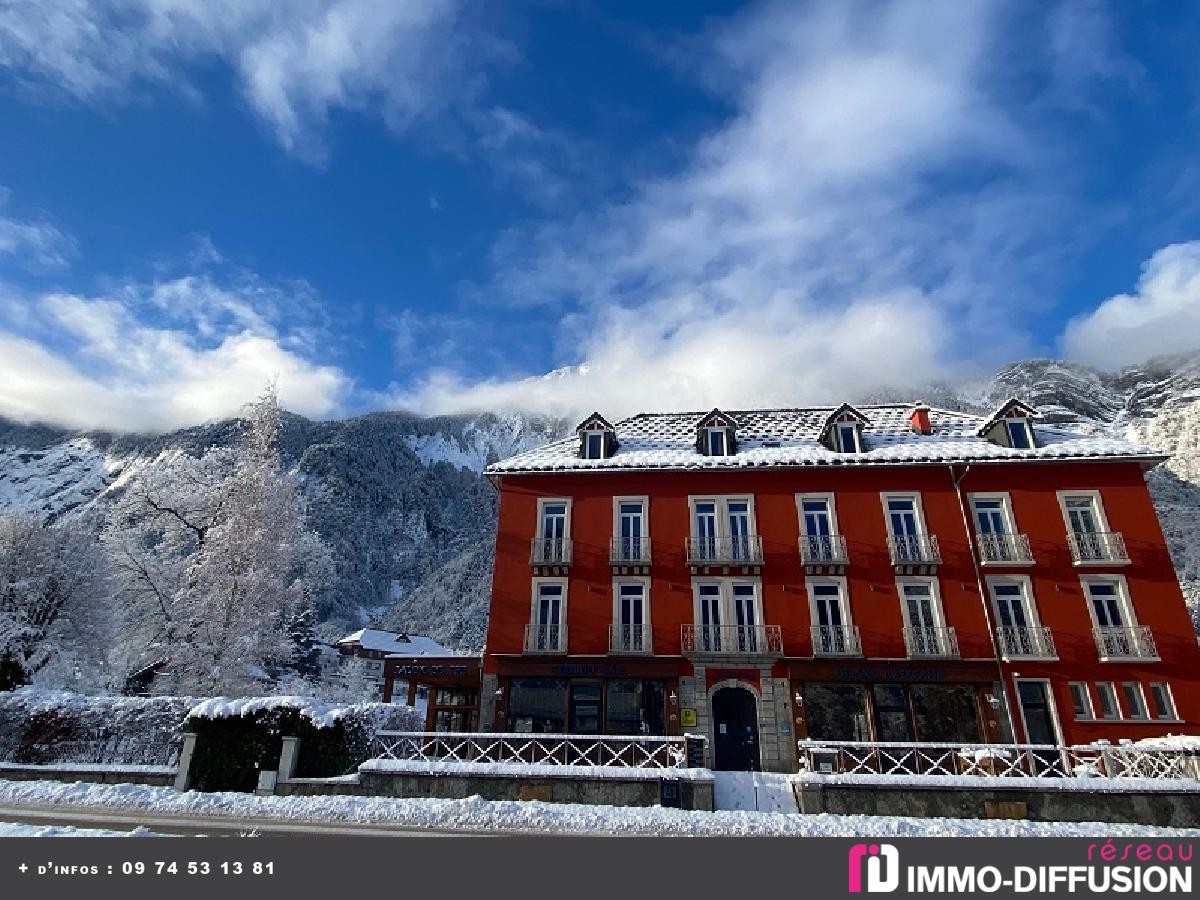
<box><xmin>0</xmin><ymin>689</ymin><xmax>196</xmax><ymax>765</ymax></box>
<box><xmin>186</xmin><ymin>697</ymin><xmax>422</xmax><ymax>792</ymax></box>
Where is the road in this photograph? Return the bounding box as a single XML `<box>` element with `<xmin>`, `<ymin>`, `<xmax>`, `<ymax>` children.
<box><xmin>0</xmin><ymin>804</ymin><xmax>496</xmax><ymax>837</ymax></box>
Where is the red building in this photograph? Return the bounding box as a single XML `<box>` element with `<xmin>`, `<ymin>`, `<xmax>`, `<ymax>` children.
<box><xmin>479</xmin><ymin>402</ymin><xmax>1200</xmax><ymax>772</ymax></box>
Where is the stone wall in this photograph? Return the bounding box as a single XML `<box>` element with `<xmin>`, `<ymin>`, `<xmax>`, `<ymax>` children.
<box><xmin>0</xmin><ymin>764</ymin><xmax>175</xmax><ymax>787</ymax></box>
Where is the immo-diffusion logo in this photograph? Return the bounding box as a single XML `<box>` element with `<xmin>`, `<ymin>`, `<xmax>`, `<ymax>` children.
<box><xmin>848</xmin><ymin>843</ymin><xmax>900</xmax><ymax>893</ymax></box>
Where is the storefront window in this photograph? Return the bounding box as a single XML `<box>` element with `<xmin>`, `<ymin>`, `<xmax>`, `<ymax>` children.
<box><xmin>434</xmin><ymin>709</ymin><xmax>473</xmax><ymax>732</ymax></box>
<box><xmin>570</xmin><ymin>682</ymin><xmax>603</xmax><ymax>733</ymax></box>
<box><xmin>872</xmin><ymin>685</ymin><xmax>914</xmax><ymax>742</ymax></box>
<box><xmin>911</xmin><ymin>684</ymin><xmax>982</xmax><ymax>743</ymax></box>
<box><xmin>606</xmin><ymin>680</ymin><xmax>665</xmax><ymax>735</ymax></box>
<box><xmin>803</xmin><ymin>684</ymin><xmax>870</xmax><ymax>740</ymax></box>
<box><xmin>509</xmin><ymin>678</ymin><xmax>567</xmax><ymax>733</ymax></box>
<box><xmin>436</xmin><ymin>688</ymin><xmax>475</xmax><ymax>706</ymax></box>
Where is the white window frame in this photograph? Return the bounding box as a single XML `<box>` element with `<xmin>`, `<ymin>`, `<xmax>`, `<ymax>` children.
<box><xmin>612</xmin><ymin>495</ymin><xmax>649</xmax><ymax>548</ymax></box>
<box><xmin>969</xmin><ymin>492</ymin><xmax>1019</xmax><ymax>535</ymax></box>
<box><xmin>690</xmin><ymin>578</ymin><xmax>764</xmax><ymax>631</ymax></box>
<box><xmin>880</xmin><ymin>492</ymin><xmax>930</xmax><ymax>538</ymax></box>
<box><xmin>536</xmin><ymin>497</ymin><xmax>573</xmax><ymax>541</ymax></box>
<box><xmin>895</xmin><ymin>576</ymin><xmax>949</xmax><ymax>632</ymax></box>
<box><xmin>612</xmin><ymin>576</ymin><xmax>651</xmax><ymax>633</ymax></box>
<box><xmin>1003</xmin><ymin>416</ymin><xmax>1034</xmax><ymax>449</ymax></box>
<box><xmin>1013</xmin><ymin>677</ymin><xmax>1066</xmax><ymax>746</ymax></box>
<box><xmin>705</xmin><ymin>427</ymin><xmax>730</xmax><ymax>457</ymax></box>
<box><xmin>986</xmin><ymin>575</ymin><xmax>1053</xmax><ymax>659</ymax></box>
<box><xmin>1148</xmin><ymin>682</ymin><xmax>1179</xmax><ymax>721</ymax></box>
<box><xmin>795</xmin><ymin>492</ymin><xmax>840</xmax><ymax>537</ymax></box>
<box><xmin>583</xmin><ymin>430</ymin><xmax>608</xmax><ymax>459</ymax></box>
<box><xmin>834</xmin><ymin>421</ymin><xmax>862</xmax><ymax>453</ymax></box>
<box><xmin>1056</xmin><ymin>490</ymin><xmax>1113</xmax><ymax>535</ymax></box>
<box><xmin>1079</xmin><ymin>575</ymin><xmax>1141</xmax><ymax>658</ymax></box>
<box><xmin>1121</xmin><ymin>682</ymin><xmax>1150</xmax><ymax>720</ymax></box>
<box><xmin>1068</xmin><ymin>682</ymin><xmax>1095</xmax><ymax>720</ymax></box>
<box><xmin>1094</xmin><ymin>682</ymin><xmax>1121</xmax><ymax>720</ymax></box>
<box><xmin>688</xmin><ymin>495</ymin><xmax>758</xmax><ymax>539</ymax></box>
<box><xmin>805</xmin><ymin>575</ymin><xmax>853</xmax><ymax>627</ymax></box>
<box><xmin>529</xmin><ymin>577</ymin><xmax>568</xmax><ymax>627</ymax></box>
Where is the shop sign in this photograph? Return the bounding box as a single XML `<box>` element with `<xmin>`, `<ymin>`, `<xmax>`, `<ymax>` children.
<box><xmin>392</xmin><ymin>664</ymin><xmax>473</xmax><ymax>677</ymax></box>
<box><xmin>680</xmin><ymin>708</ymin><xmax>698</xmax><ymax>727</ymax></box>
<box><xmin>833</xmin><ymin>666</ymin><xmax>946</xmax><ymax>682</ymax></box>
<box><xmin>549</xmin><ymin>663</ymin><xmax>626</xmax><ymax>676</ymax></box>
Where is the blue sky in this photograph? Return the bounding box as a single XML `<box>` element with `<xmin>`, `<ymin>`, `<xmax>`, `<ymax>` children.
<box><xmin>0</xmin><ymin>0</ymin><xmax>1198</xmax><ymax>431</ymax></box>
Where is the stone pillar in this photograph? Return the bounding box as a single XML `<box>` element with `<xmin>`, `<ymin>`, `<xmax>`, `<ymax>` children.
<box><xmin>173</xmin><ymin>732</ymin><xmax>197</xmax><ymax>792</ymax></box>
<box><xmin>479</xmin><ymin>673</ymin><xmax>499</xmax><ymax>731</ymax></box>
<box><xmin>278</xmin><ymin>736</ymin><xmax>300</xmax><ymax>783</ymax></box>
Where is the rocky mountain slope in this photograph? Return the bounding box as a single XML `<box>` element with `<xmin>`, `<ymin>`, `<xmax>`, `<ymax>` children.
<box><xmin>1</xmin><ymin>352</ymin><xmax>1197</xmax><ymax>650</ymax></box>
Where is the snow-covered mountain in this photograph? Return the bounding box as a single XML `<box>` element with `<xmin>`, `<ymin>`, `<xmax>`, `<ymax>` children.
<box><xmin>1</xmin><ymin>351</ymin><xmax>1197</xmax><ymax>649</ymax></box>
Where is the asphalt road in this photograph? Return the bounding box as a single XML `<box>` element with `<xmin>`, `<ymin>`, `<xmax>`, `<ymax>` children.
<box><xmin>0</xmin><ymin>804</ymin><xmax>495</xmax><ymax>837</ymax></box>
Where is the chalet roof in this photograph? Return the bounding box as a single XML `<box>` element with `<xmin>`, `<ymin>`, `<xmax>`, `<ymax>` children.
<box><xmin>336</xmin><ymin>629</ymin><xmax>450</xmax><ymax>657</ymax></box>
<box><xmin>694</xmin><ymin>408</ymin><xmax>741</xmax><ymax>432</ymax></box>
<box><xmin>976</xmin><ymin>397</ymin><xmax>1039</xmax><ymax>436</ymax></box>
<box><xmin>818</xmin><ymin>402</ymin><xmax>871</xmax><ymax>438</ymax></box>
<box><xmin>485</xmin><ymin>404</ymin><xmax>1165</xmax><ymax>475</ymax></box>
<box><xmin>575</xmin><ymin>411</ymin><xmax>615</xmax><ymax>432</ymax></box>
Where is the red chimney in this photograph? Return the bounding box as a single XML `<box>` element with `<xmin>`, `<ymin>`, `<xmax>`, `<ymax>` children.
<box><xmin>909</xmin><ymin>404</ymin><xmax>932</xmax><ymax>435</ymax></box>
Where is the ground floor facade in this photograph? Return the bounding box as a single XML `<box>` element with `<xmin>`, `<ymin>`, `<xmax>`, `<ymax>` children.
<box><xmin>386</xmin><ymin>654</ymin><xmax>1195</xmax><ymax>773</ymax></box>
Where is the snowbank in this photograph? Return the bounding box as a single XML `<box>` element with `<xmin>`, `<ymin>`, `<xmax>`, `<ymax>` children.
<box><xmin>0</xmin><ymin>779</ymin><xmax>1195</xmax><ymax>837</ymax></box>
<box><xmin>0</xmin><ymin>821</ymin><xmax>166</xmax><ymax>838</ymax></box>
<box><xmin>185</xmin><ymin>696</ymin><xmax>421</xmax><ymax>730</ymax></box>
<box><xmin>1132</xmin><ymin>735</ymin><xmax>1200</xmax><ymax>751</ymax></box>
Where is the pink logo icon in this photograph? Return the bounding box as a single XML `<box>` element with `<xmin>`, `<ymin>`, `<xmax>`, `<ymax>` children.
<box><xmin>848</xmin><ymin>843</ymin><xmax>900</xmax><ymax>893</ymax></box>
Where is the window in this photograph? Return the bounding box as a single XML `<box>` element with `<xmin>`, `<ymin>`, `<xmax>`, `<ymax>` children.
<box><xmin>613</xmin><ymin>497</ymin><xmax>648</xmax><ymax>561</ymax></box>
<box><xmin>973</xmin><ymin>497</ymin><xmax>1011</xmax><ymax>535</ymax></box>
<box><xmin>1082</xmin><ymin>578</ymin><xmax>1131</xmax><ymax>629</ymax></box>
<box><xmin>802</xmin><ymin>684</ymin><xmax>871</xmax><ymax>741</ymax></box>
<box><xmin>883</xmin><ymin>494</ymin><xmax>926</xmax><ymax>539</ymax></box>
<box><xmin>529</xmin><ymin>579</ymin><xmax>566</xmax><ymax>652</ymax></box>
<box><xmin>1149</xmin><ymin>683</ymin><xmax>1178</xmax><ymax>720</ymax></box>
<box><xmin>692</xmin><ymin>579</ymin><xmax>765</xmax><ymax>652</ymax></box>
<box><xmin>897</xmin><ymin>578</ymin><xmax>954</xmax><ymax>656</ymax></box>
<box><xmin>797</xmin><ymin>493</ymin><xmax>846</xmax><ymax>564</ymax></box>
<box><xmin>1068</xmin><ymin>682</ymin><xmax>1094</xmax><ymax>720</ymax></box>
<box><xmin>584</xmin><ymin>431</ymin><xmax>605</xmax><ymax>459</ymax></box>
<box><xmin>1095</xmin><ymin>682</ymin><xmax>1120</xmax><ymax>720</ymax></box>
<box><xmin>872</xmin><ymin>685</ymin><xmax>914</xmax><ymax>741</ymax></box>
<box><xmin>1005</xmin><ymin>417</ymin><xmax>1033</xmax><ymax>449</ymax></box>
<box><xmin>689</xmin><ymin>495</ymin><xmax>758</xmax><ymax>562</ymax></box>
<box><xmin>988</xmin><ymin>576</ymin><xmax>1051</xmax><ymax>657</ymax></box>
<box><xmin>612</xmin><ymin>579</ymin><xmax>649</xmax><ymax>652</ymax></box>
<box><xmin>509</xmin><ymin>678</ymin><xmax>567</xmax><ymax>733</ymax></box>
<box><xmin>911</xmin><ymin>685</ymin><xmax>983</xmax><ymax>743</ymax></box>
<box><xmin>707</xmin><ymin>428</ymin><xmax>729</xmax><ymax>456</ymax></box>
<box><xmin>835</xmin><ymin>421</ymin><xmax>861</xmax><ymax>453</ymax></box>
<box><xmin>605</xmin><ymin>680</ymin><xmax>665</xmax><ymax>735</ymax></box>
<box><xmin>807</xmin><ymin>577</ymin><xmax>858</xmax><ymax>655</ymax></box>
<box><xmin>1121</xmin><ymin>682</ymin><xmax>1149</xmax><ymax>720</ymax></box>
<box><xmin>535</xmin><ymin>498</ymin><xmax>572</xmax><ymax>564</ymax></box>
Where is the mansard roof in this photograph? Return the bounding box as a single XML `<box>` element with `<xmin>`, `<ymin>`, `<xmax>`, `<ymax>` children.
<box><xmin>485</xmin><ymin>403</ymin><xmax>1165</xmax><ymax>475</ymax></box>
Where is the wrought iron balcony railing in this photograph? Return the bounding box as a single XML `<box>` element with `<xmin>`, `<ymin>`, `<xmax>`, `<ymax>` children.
<box><xmin>799</xmin><ymin>534</ymin><xmax>849</xmax><ymax>566</ymax></box>
<box><xmin>887</xmin><ymin>534</ymin><xmax>942</xmax><ymax>567</ymax></box>
<box><xmin>1068</xmin><ymin>531</ymin><xmax>1129</xmax><ymax>565</ymax></box>
<box><xmin>903</xmin><ymin>625</ymin><xmax>959</xmax><ymax>658</ymax></box>
<box><xmin>609</xmin><ymin>536</ymin><xmax>651</xmax><ymax>565</ymax></box>
<box><xmin>811</xmin><ymin>625</ymin><xmax>862</xmax><ymax>657</ymax></box>
<box><xmin>685</xmin><ymin>535</ymin><xmax>764</xmax><ymax>566</ymax></box>
<box><xmin>996</xmin><ymin>625</ymin><xmax>1057</xmax><ymax>659</ymax></box>
<box><xmin>1094</xmin><ymin>626</ymin><xmax>1157</xmax><ymax>660</ymax></box>
<box><xmin>977</xmin><ymin>533</ymin><xmax>1034</xmax><ymax>564</ymax></box>
<box><xmin>608</xmin><ymin>623</ymin><xmax>652</xmax><ymax>654</ymax></box>
<box><xmin>530</xmin><ymin>538</ymin><xmax>573</xmax><ymax>567</ymax></box>
<box><xmin>523</xmin><ymin>623</ymin><xmax>567</xmax><ymax>654</ymax></box>
<box><xmin>681</xmin><ymin>624</ymin><xmax>782</xmax><ymax>656</ymax></box>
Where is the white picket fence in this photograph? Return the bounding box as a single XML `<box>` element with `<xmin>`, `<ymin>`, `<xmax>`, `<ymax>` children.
<box><xmin>369</xmin><ymin>731</ymin><xmax>689</xmax><ymax>769</ymax></box>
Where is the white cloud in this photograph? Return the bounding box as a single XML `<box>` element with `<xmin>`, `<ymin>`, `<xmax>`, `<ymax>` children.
<box><xmin>398</xmin><ymin>0</ymin><xmax>1074</xmax><ymax>417</ymax></box>
<box><xmin>0</xmin><ymin>269</ymin><xmax>350</xmax><ymax>432</ymax></box>
<box><xmin>1060</xmin><ymin>241</ymin><xmax>1200</xmax><ymax>369</ymax></box>
<box><xmin>0</xmin><ymin>0</ymin><xmax>469</xmax><ymax>163</ymax></box>
<box><xmin>0</xmin><ymin>188</ymin><xmax>74</xmax><ymax>268</ymax></box>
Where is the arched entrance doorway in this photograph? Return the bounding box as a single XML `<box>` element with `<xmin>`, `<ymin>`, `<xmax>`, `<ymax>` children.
<box><xmin>712</xmin><ymin>686</ymin><xmax>760</xmax><ymax>771</ymax></box>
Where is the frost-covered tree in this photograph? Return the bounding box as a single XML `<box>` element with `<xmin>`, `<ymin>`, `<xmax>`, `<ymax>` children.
<box><xmin>107</xmin><ymin>385</ymin><xmax>333</xmax><ymax>694</ymax></box>
<box><xmin>0</xmin><ymin>514</ymin><xmax>116</xmax><ymax>690</ymax></box>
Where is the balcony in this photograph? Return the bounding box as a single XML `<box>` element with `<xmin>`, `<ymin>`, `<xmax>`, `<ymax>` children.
<box><xmin>799</xmin><ymin>534</ymin><xmax>849</xmax><ymax>569</ymax></box>
<box><xmin>608</xmin><ymin>623</ymin><xmax>652</xmax><ymax>655</ymax></box>
<box><xmin>811</xmin><ymin>625</ymin><xmax>862</xmax><ymax>657</ymax></box>
<box><xmin>903</xmin><ymin>626</ymin><xmax>959</xmax><ymax>658</ymax></box>
<box><xmin>681</xmin><ymin>624</ymin><xmax>782</xmax><ymax>657</ymax></box>
<box><xmin>530</xmin><ymin>538</ymin><xmax>573</xmax><ymax>570</ymax></box>
<box><xmin>1068</xmin><ymin>532</ymin><xmax>1130</xmax><ymax>565</ymax></box>
<box><xmin>887</xmin><ymin>534</ymin><xmax>942</xmax><ymax>570</ymax></box>
<box><xmin>685</xmin><ymin>535</ymin><xmax>764</xmax><ymax>568</ymax></box>
<box><xmin>977</xmin><ymin>533</ymin><xmax>1034</xmax><ymax>565</ymax></box>
<box><xmin>996</xmin><ymin>626</ymin><xmax>1057</xmax><ymax>659</ymax></box>
<box><xmin>524</xmin><ymin>623</ymin><xmax>567</xmax><ymax>654</ymax></box>
<box><xmin>609</xmin><ymin>536</ymin><xmax>651</xmax><ymax>568</ymax></box>
<box><xmin>1094</xmin><ymin>626</ymin><xmax>1158</xmax><ymax>660</ymax></box>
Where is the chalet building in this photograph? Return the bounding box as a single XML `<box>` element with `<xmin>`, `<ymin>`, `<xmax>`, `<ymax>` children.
<box><xmin>477</xmin><ymin>402</ymin><xmax>1200</xmax><ymax>772</ymax></box>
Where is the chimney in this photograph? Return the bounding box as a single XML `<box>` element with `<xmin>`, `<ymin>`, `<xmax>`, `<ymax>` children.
<box><xmin>909</xmin><ymin>404</ymin><xmax>932</xmax><ymax>435</ymax></box>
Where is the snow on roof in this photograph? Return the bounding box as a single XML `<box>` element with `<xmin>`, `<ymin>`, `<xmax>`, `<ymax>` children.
<box><xmin>486</xmin><ymin>404</ymin><xmax>1165</xmax><ymax>475</ymax></box>
<box><xmin>336</xmin><ymin>628</ymin><xmax>451</xmax><ymax>657</ymax></box>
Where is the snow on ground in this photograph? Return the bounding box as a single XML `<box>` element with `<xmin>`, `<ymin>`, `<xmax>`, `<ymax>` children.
<box><xmin>0</xmin><ymin>779</ymin><xmax>1194</xmax><ymax>837</ymax></box>
<box><xmin>0</xmin><ymin>821</ymin><xmax>164</xmax><ymax>837</ymax></box>
<box><xmin>713</xmin><ymin>772</ymin><xmax>798</xmax><ymax>813</ymax></box>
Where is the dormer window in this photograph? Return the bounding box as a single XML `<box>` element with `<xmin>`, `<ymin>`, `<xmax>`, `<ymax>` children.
<box><xmin>575</xmin><ymin>411</ymin><xmax>617</xmax><ymax>460</ymax></box>
<box><xmin>978</xmin><ymin>399</ymin><xmax>1038</xmax><ymax>450</ymax></box>
<box><xmin>820</xmin><ymin>404</ymin><xmax>870</xmax><ymax>454</ymax></box>
<box><xmin>695</xmin><ymin>409</ymin><xmax>739</xmax><ymax>457</ymax></box>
